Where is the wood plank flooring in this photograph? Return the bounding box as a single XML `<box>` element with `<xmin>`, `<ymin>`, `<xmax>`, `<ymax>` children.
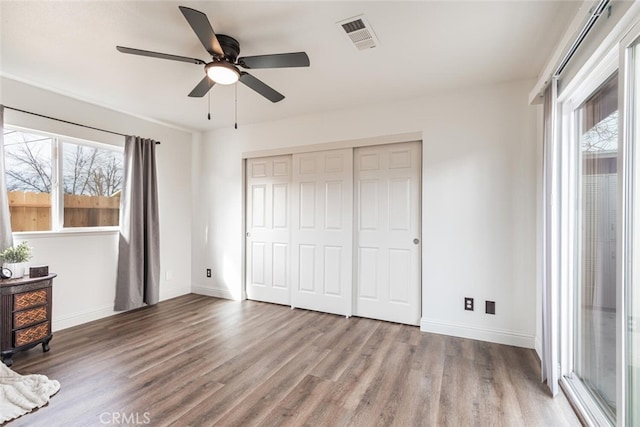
<box><xmin>6</xmin><ymin>294</ymin><xmax>580</xmax><ymax>426</ymax></box>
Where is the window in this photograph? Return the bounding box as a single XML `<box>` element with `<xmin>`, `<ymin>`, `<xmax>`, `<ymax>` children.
<box><xmin>3</xmin><ymin>127</ymin><xmax>123</xmax><ymax>232</ymax></box>
<box><xmin>3</xmin><ymin>129</ymin><xmax>53</xmax><ymax>231</ymax></box>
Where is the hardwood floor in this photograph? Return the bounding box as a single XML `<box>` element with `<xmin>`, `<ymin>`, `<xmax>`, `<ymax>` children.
<box><xmin>7</xmin><ymin>294</ymin><xmax>579</xmax><ymax>426</ymax></box>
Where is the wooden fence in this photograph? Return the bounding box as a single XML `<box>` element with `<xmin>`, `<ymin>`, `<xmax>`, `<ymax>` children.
<box><xmin>8</xmin><ymin>191</ymin><xmax>120</xmax><ymax>231</ymax></box>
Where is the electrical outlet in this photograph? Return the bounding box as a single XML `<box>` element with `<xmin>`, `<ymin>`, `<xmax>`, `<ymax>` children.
<box><xmin>486</xmin><ymin>300</ymin><xmax>496</xmax><ymax>315</ymax></box>
<box><xmin>206</xmin><ymin>268</ymin><xmax>212</xmax><ymax>278</ymax></box>
<box><xmin>464</xmin><ymin>297</ymin><xmax>474</xmax><ymax>311</ymax></box>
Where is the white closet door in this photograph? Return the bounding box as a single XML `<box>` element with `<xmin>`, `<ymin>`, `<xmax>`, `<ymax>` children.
<box><xmin>355</xmin><ymin>142</ymin><xmax>421</xmax><ymax>325</ymax></box>
<box><xmin>246</xmin><ymin>156</ymin><xmax>291</xmax><ymax>305</ymax></box>
<box><xmin>291</xmin><ymin>149</ymin><xmax>353</xmax><ymax>316</ymax></box>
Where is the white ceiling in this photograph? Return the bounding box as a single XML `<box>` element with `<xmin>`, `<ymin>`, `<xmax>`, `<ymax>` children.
<box><xmin>0</xmin><ymin>1</ymin><xmax>580</xmax><ymax>132</ymax></box>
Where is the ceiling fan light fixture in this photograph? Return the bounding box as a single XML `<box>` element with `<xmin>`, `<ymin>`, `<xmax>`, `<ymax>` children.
<box><xmin>205</xmin><ymin>61</ymin><xmax>240</xmax><ymax>85</ymax></box>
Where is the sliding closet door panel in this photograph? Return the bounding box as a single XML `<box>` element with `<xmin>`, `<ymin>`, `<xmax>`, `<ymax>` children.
<box><xmin>246</xmin><ymin>156</ymin><xmax>291</xmax><ymax>305</ymax></box>
<box><xmin>355</xmin><ymin>142</ymin><xmax>421</xmax><ymax>325</ymax></box>
<box><xmin>291</xmin><ymin>149</ymin><xmax>353</xmax><ymax>316</ymax></box>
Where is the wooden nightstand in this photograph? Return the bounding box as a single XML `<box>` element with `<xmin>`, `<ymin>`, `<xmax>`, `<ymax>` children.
<box><xmin>0</xmin><ymin>273</ymin><xmax>55</xmax><ymax>367</ymax></box>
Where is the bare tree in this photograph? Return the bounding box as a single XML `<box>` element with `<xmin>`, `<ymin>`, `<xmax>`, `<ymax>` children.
<box><xmin>4</xmin><ymin>131</ymin><xmax>52</xmax><ymax>193</ymax></box>
<box><xmin>64</xmin><ymin>144</ymin><xmax>98</xmax><ymax>195</ymax></box>
<box><xmin>85</xmin><ymin>155</ymin><xmax>123</xmax><ymax>196</ymax></box>
<box><xmin>581</xmin><ymin>111</ymin><xmax>618</xmax><ymax>153</ymax></box>
<box><xmin>62</xmin><ymin>143</ymin><xmax>123</xmax><ymax>196</ymax></box>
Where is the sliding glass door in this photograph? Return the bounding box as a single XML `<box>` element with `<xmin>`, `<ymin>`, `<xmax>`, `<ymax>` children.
<box><xmin>556</xmin><ymin>19</ymin><xmax>640</xmax><ymax>427</ymax></box>
<box><xmin>574</xmin><ymin>73</ymin><xmax>619</xmax><ymax>421</ymax></box>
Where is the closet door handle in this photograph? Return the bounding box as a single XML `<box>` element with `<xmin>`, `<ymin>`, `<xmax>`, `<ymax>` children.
<box><xmin>246</xmin><ymin>232</ymin><xmax>251</xmax><ymax>237</ymax></box>
<box><xmin>413</xmin><ymin>238</ymin><xmax>420</xmax><ymax>245</ymax></box>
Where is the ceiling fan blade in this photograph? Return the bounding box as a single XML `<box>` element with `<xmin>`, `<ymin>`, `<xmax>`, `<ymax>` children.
<box><xmin>189</xmin><ymin>76</ymin><xmax>215</xmax><ymax>97</ymax></box>
<box><xmin>116</xmin><ymin>46</ymin><xmax>206</xmax><ymax>65</ymax></box>
<box><xmin>239</xmin><ymin>72</ymin><xmax>284</xmax><ymax>103</ymax></box>
<box><xmin>178</xmin><ymin>6</ymin><xmax>224</xmax><ymax>57</ymax></box>
<box><xmin>238</xmin><ymin>52</ymin><xmax>310</xmax><ymax>69</ymax></box>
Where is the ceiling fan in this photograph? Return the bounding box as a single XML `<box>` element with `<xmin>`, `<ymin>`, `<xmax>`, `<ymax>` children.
<box><xmin>116</xmin><ymin>6</ymin><xmax>310</xmax><ymax>103</ymax></box>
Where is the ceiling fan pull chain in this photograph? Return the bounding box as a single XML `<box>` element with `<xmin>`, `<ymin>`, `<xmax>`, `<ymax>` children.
<box><xmin>208</xmin><ymin>89</ymin><xmax>211</xmax><ymax>120</ymax></box>
<box><xmin>234</xmin><ymin>83</ymin><xmax>238</xmax><ymax>130</ymax></box>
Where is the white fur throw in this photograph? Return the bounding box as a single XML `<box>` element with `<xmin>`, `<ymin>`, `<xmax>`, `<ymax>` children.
<box><xmin>0</xmin><ymin>362</ymin><xmax>60</xmax><ymax>423</ymax></box>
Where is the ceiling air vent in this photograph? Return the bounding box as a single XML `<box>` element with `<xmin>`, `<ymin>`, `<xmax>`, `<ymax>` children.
<box><xmin>336</xmin><ymin>15</ymin><xmax>379</xmax><ymax>50</ymax></box>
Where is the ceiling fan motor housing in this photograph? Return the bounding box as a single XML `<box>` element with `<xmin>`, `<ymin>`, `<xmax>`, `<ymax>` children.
<box><xmin>216</xmin><ymin>34</ymin><xmax>240</xmax><ymax>63</ymax></box>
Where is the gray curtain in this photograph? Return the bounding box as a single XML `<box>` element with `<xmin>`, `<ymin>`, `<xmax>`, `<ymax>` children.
<box><xmin>115</xmin><ymin>136</ymin><xmax>160</xmax><ymax>311</ymax></box>
<box><xmin>541</xmin><ymin>79</ymin><xmax>559</xmax><ymax>396</ymax></box>
<box><xmin>0</xmin><ymin>106</ymin><xmax>14</xmax><ymax>252</ymax></box>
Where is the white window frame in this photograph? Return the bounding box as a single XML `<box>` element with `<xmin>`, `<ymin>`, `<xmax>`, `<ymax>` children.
<box><xmin>4</xmin><ymin>124</ymin><xmax>124</xmax><ymax>235</ymax></box>
<box><xmin>619</xmin><ymin>24</ymin><xmax>640</xmax><ymax>427</ymax></box>
<box><xmin>557</xmin><ymin>47</ymin><xmax>620</xmax><ymax>426</ymax></box>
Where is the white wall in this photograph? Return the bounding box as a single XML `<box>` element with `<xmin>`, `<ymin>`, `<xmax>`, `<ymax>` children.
<box><xmin>1</xmin><ymin>77</ymin><xmax>194</xmax><ymax>331</ymax></box>
<box><xmin>192</xmin><ymin>78</ymin><xmax>540</xmax><ymax>348</ymax></box>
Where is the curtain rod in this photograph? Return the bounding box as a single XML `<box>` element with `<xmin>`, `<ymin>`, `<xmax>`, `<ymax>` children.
<box><xmin>553</xmin><ymin>0</ymin><xmax>611</xmax><ymax>77</ymax></box>
<box><xmin>1</xmin><ymin>105</ymin><xmax>160</xmax><ymax>144</ymax></box>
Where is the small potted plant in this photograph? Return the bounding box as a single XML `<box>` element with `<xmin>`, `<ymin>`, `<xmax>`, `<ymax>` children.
<box><xmin>0</xmin><ymin>242</ymin><xmax>33</xmax><ymax>279</ymax></box>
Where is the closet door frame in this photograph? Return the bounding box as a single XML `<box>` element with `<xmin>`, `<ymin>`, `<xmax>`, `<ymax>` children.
<box><xmin>242</xmin><ymin>133</ymin><xmax>424</xmax><ymax>321</ymax></box>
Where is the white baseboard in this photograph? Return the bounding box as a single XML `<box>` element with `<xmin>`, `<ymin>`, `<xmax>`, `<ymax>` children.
<box><xmin>53</xmin><ymin>287</ymin><xmax>191</xmax><ymax>332</ymax></box>
<box><xmin>420</xmin><ymin>318</ymin><xmax>535</xmax><ymax>349</ymax></box>
<box><xmin>53</xmin><ymin>304</ymin><xmax>115</xmax><ymax>332</ymax></box>
<box><xmin>534</xmin><ymin>336</ymin><xmax>542</xmax><ymax>360</ymax></box>
<box><xmin>160</xmin><ymin>285</ymin><xmax>191</xmax><ymax>301</ymax></box>
<box><xmin>191</xmin><ymin>285</ymin><xmax>237</xmax><ymax>300</ymax></box>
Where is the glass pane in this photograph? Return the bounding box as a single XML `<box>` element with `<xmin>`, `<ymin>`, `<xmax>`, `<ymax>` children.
<box><xmin>2</xmin><ymin>129</ymin><xmax>52</xmax><ymax>231</ymax></box>
<box><xmin>575</xmin><ymin>73</ymin><xmax>618</xmax><ymax>418</ymax></box>
<box><xmin>61</xmin><ymin>141</ymin><xmax>123</xmax><ymax>228</ymax></box>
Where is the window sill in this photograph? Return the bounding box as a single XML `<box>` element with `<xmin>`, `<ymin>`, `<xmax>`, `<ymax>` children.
<box><xmin>13</xmin><ymin>228</ymin><xmax>120</xmax><ymax>239</ymax></box>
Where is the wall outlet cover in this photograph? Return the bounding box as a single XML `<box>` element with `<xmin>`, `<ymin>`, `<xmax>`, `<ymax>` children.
<box><xmin>486</xmin><ymin>300</ymin><xmax>496</xmax><ymax>315</ymax></box>
<box><xmin>464</xmin><ymin>297</ymin><xmax>474</xmax><ymax>311</ymax></box>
